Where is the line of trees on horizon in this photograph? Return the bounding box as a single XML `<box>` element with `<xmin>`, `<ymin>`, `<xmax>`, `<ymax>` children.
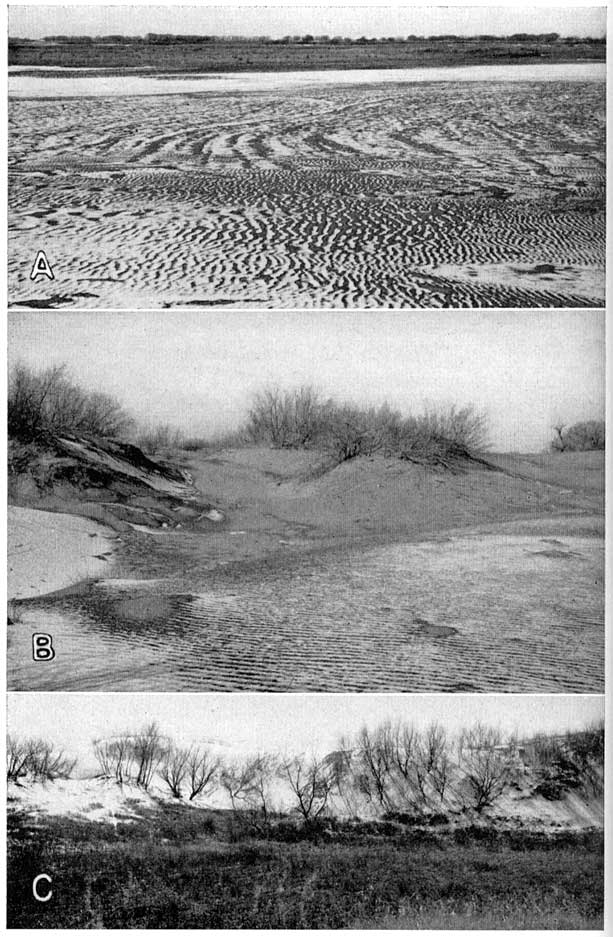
<box><xmin>9</xmin><ymin>33</ymin><xmax>606</xmax><ymax>46</ymax></box>
<box><xmin>7</xmin><ymin>718</ymin><xmax>604</xmax><ymax>829</ymax></box>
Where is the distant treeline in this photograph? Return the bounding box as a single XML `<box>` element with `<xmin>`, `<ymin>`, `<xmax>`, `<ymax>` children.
<box><xmin>9</xmin><ymin>33</ymin><xmax>606</xmax><ymax>46</ymax></box>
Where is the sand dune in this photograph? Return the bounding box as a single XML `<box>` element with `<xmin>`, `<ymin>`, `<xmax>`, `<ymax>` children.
<box><xmin>8</xmin><ymin>80</ymin><xmax>604</xmax><ymax>307</ymax></box>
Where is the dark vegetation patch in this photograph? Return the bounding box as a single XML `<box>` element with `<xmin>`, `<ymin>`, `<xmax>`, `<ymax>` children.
<box><xmin>8</xmin><ymin>35</ymin><xmax>606</xmax><ymax>73</ymax></box>
<box><xmin>7</xmin><ymin>814</ymin><xmax>603</xmax><ymax>929</ymax></box>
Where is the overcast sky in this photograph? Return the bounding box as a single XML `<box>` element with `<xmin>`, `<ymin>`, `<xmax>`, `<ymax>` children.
<box><xmin>9</xmin><ymin>4</ymin><xmax>606</xmax><ymax>39</ymax></box>
<box><xmin>8</xmin><ymin>309</ymin><xmax>604</xmax><ymax>451</ymax></box>
<box><xmin>8</xmin><ymin>693</ymin><xmax>605</xmax><ymax>770</ymax></box>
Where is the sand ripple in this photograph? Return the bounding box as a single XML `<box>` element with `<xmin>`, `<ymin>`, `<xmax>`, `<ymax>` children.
<box><xmin>8</xmin><ymin>531</ymin><xmax>604</xmax><ymax>692</ymax></box>
<box><xmin>8</xmin><ymin>81</ymin><xmax>604</xmax><ymax>307</ymax></box>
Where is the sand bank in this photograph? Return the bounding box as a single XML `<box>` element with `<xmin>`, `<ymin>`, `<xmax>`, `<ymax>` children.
<box><xmin>8</xmin><ymin>62</ymin><xmax>605</xmax><ymax>98</ymax></box>
<box><xmin>8</xmin><ymin>505</ymin><xmax>116</xmax><ymax>600</ymax></box>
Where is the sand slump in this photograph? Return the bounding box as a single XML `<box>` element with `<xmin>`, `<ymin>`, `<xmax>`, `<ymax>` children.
<box><xmin>8</xmin><ymin>523</ymin><xmax>603</xmax><ymax>692</ymax></box>
<box><xmin>8</xmin><ymin>80</ymin><xmax>604</xmax><ymax>307</ymax></box>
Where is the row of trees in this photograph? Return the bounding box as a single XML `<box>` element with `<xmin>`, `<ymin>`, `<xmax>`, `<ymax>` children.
<box><xmin>21</xmin><ymin>33</ymin><xmax>604</xmax><ymax>45</ymax></box>
<box><xmin>8</xmin><ymin>719</ymin><xmax>604</xmax><ymax>826</ymax></box>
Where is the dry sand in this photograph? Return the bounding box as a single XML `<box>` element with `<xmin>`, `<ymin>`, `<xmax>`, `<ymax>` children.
<box><xmin>8</xmin><ymin>77</ymin><xmax>604</xmax><ymax>308</ymax></box>
<box><xmin>8</xmin><ymin>505</ymin><xmax>116</xmax><ymax>600</ymax></box>
<box><xmin>8</xmin><ymin>768</ymin><xmax>603</xmax><ymax>830</ymax></box>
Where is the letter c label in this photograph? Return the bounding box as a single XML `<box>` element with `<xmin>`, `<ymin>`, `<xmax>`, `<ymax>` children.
<box><xmin>33</xmin><ymin>874</ymin><xmax>52</xmax><ymax>902</ymax></box>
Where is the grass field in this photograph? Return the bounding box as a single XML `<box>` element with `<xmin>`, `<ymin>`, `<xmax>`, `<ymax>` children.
<box><xmin>7</xmin><ymin>810</ymin><xmax>603</xmax><ymax>929</ymax></box>
<box><xmin>8</xmin><ymin>36</ymin><xmax>606</xmax><ymax>73</ymax></box>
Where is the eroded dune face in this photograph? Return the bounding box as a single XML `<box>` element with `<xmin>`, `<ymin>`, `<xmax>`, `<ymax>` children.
<box><xmin>8</xmin><ymin>79</ymin><xmax>604</xmax><ymax>308</ymax></box>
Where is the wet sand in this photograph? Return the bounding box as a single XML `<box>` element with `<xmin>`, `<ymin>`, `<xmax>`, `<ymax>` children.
<box><xmin>7</xmin><ymin>519</ymin><xmax>604</xmax><ymax>693</ymax></box>
<box><xmin>7</xmin><ymin>450</ymin><xmax>604</xmax><ymax>692</ymax></box>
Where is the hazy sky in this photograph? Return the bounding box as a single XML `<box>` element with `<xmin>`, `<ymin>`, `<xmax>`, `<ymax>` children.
<box><xmin>8</xmin><ymin>309</ymin><xmax>604</xmax><ymax>451</ymax></box>
<box><xmin>8</xmin><ymin>693</ymin><xmax>604</xmax><ymax>769</ymax></box>
<box><xmin>9</xmin><ymin>4</ymin><xmax>606</xmax><ymax>39</ymax></box>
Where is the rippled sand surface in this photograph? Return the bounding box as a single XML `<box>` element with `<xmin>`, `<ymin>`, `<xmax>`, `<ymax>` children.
<box><xmin>9</xmin><ymin>526</ymin><xmax>603</xmax><ymax>693</ymax></box>
<box><xmin>9</xmin><ymin>76</ymin><xmax>604</xmax><ymax>307</ymax></box>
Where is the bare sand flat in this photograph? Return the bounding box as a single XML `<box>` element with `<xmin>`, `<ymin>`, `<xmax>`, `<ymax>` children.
<box><xmin>8</xmin><ymin>73</ymin><xmax>604</xmax><ymax>308</ymax></box>
<box><xmin>8</xmin><ymin>506</ymin><xmax>116</xmax><ymax>600</ymax></box>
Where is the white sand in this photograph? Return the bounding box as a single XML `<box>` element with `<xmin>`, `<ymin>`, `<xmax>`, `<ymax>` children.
<box><xmin>8</xmin><ymin>506</ymin><xmax>116</xmax><ymax>600</ymax></box>
<box><xmin>8</xmin><ymin>63</ymin><xmax>605</xmax><ymax>98</ymax></box>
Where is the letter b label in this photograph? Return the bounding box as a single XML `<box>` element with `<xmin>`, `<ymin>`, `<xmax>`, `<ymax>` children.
<box><xmin>32</xmin><ymin>634</ymin><xmax>55</xmax><ymax>661</ymax></box>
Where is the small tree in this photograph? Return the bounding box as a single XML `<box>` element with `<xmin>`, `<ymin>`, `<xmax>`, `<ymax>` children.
<box><xmin>186</xmin><ymin>747</ymin><xmax>219</xmax><ymax>801</ymax></box>
<box><xmin>159</xmin><ymin>745</ymin><xmax>190</xmax><ymax>798</ymax></box>
<box><xmin>7</xmin><ymin>734</ymin><xmax>31</xmax><ymax>782</ymax></box>
<box><xmin>221</xmin><ymin>754</ymin><xmax>276</xmax><ymax>831</ymax></box>
<box><xmin>9</xmin><ymin>736</ymin><xmax>76</xmax><ymax>783</ymax></box>
<box><xmin>282</xmin><ymin>754</ymin><xmax>336</xmax><ymax>821</ymax></box>
<box><xmin>26</xmin><ymin>740</ymin><xmax>77</xmax><ymax>782</ymax></box>
<box><xmin>133</xmin><ymin>722</ymin><xmax>165</xmax><ymax>790</ymax></box>
<box><xmin>457</xmin><ymin>724</ymin><xmax>517</xmax><ymax>812</ymax></box>
<box><xmin>93</xmin><ymin>734</ymin><xmax>135</xmax><ymax>785</ymax></box>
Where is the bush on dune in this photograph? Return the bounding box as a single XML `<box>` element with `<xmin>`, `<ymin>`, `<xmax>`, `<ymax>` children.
<box><xmin>245</xmin><ymin>385</ymin><xmax>490</xmax><ymax>465</ymax></box>
<box><xmin>551</xmin><ymin>420</ymin><xmax>605</xmax><ymax>452</ymax></box>
<box><xmin>8</xmin><ymin>364</ymin><xmax>131</xmax><ymax>445</ymax></box>
<box><xmin>7</xmin><ymin>734</ymin><xmax>76</xmax><ymax>783</ymax></box>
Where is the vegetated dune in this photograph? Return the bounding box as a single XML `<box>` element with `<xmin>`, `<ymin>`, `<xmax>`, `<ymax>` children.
<box><xmin>8</xmin><ymin>766</ymin><xmax>604</xmax><ymax>930</ymax></box>
<box><xmin>7</xmin><ymin>444</ymin><xmax>604</xmax><ymax>693</ymax></box>
<box><xmin>7</xmin><ymin>769</ymin><xmax>603</xmax><ymax>830</ymax></box>
<box><xmin>8</xmin><ymin>80</ymin><xmax>604</xmax><ymax>308</ymax></box>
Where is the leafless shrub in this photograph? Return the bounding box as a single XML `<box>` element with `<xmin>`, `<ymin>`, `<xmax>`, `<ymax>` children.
<box><xmin>321</xmin><ymin>401</ymin><xmax>399</xmax><ymax>462</ymax></box>
<box><xmin>243</xmin><ymin>385</ymin><xmax>489</xmax><ymax>465</ymax></box>
<box><xmin>353</xmin><ymin>725</ymin><xmax>395</xmax><ymax>809</ymax></box>
<box><xmin>93</xmin><ymin>734</ymin><xmax>135</xmax><ymax>785</ymax></box>
<box><xmin>93</xmin><ymin>722</ymin><xmax>164</xmax><ymax>789</ymax></box>
<box><xmin>27</xmin><ymin>740</ymin><xmax>77</xmax><ymax>782</ymax></box>
<box><xmin>7</xmin><ymin>735</ymin><xmax>31</xmax><ymax>782</ymax></box>
<box><xmin>456</xmin><ymin>724</ymin><xmax>518</xmax><ymax>812</ymax></box>
<box><xmin>551</xmin><ymin>420</ymin><xmax>604</xmax><ymax>452</ymax></box>
<box><xmin>282</xmin><ymin>754</ymin><xmax>337</xmax><ymax>821</ymax></box>
<box><xmin>132</xmin><ymin>722</ymin><xmax>165</xmax><ymax>790</ymax></box>
<box><xmin>246</xmin><ymin>386</ymin><xmax>323</xmax><ymax>448</ymax></box>
<box><xmin>221</xmin><ymin>754</ymin><xmax>277</xmax><ymax>832</ymax></box>
<box><xmin>8</xmin><ymin>735</ymin><xmax>76</xmax><ymax>782</ymax></box>
<box><xmin>135</xmin><ymin>423</ymin><xmax>185</xmax><ymax>455</ymax></box>
<box><xmin>159</xmin><ymin>745</ymin><xmax>191</xmax><ymax>798</ymax></box>
<box><xmin>350</xmin><ymin>721</ymin><xmax>452</xmax><ymax>813</ymax></box>
<box><xmin>8</xmin><ymin>363</ymin><xmax>132</xmax><ymax>444</ymax></box>
<box><xmin>185</xmin><ymin>747</ymin><xmax>219</xmax><ymax>801</ymax></box>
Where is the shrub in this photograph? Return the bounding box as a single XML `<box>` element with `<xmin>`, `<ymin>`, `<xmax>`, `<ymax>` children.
<box><xmin>7</xmin><ymin>735</ymin><xmax>76</xmax><ymax>782</ymax></box>
<box><xmin>135</xmin><ymin>424</ymin><xmax>185</xmax><ymax>455</ymax></box>
<box><xmin>246</xmin><ymin>386</ymin><xmax>323</xmax><ymax>448</ymax></box>
<box><xmin>244</xmin><ymin>386</ymin><xmax>489</xmax><ymax>464</ymax></box>
<box><xmin>8</xmin><ymin>364</ymin><xmax>131</xmax><ymax>444</ymax></box>
<box><xmin>551</xmin><ymin>420</ymin><xmax>605</xmax><ymax>452</ymax></box>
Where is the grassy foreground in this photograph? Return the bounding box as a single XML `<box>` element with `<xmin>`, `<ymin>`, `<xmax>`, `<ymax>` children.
<box><xmin>7</xmin><ymin>813</ymin><xmax>603</xmax><ymax>929</ymax></box>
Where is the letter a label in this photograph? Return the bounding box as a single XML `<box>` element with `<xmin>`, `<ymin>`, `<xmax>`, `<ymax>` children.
<box><xmin>30</xmin><ymin>250</ymin><xmax>55</xmax><ymax>281</ymax></box>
